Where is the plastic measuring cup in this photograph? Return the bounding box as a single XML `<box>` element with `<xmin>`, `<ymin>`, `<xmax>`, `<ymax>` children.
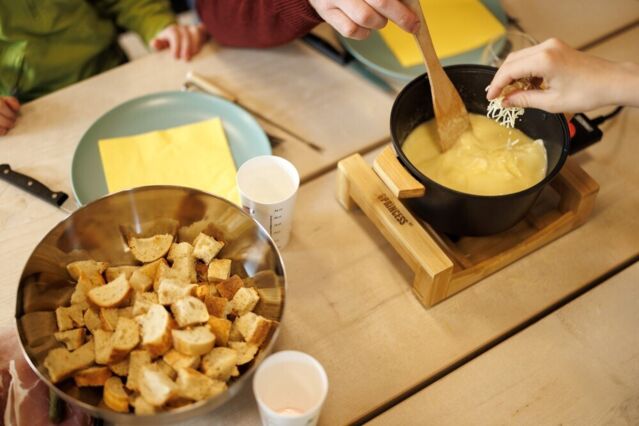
<box><xmin>236</xmin><ymin>155</ymin><xmax>299</xmax><ymax>249</ymax></box>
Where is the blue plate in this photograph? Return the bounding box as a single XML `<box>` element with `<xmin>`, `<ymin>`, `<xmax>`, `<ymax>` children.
<box><xmin>71</xmin><ymin>91</ymin><xmax>271</xmax><ymax>205</ymax></box>
<box><xmin>339</xmin><ymin>0</ymin><xmax>507</xmax><ymax>82</ymax></box>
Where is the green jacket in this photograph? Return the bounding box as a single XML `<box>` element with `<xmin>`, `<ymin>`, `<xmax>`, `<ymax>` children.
<box><xmin>0</xmin><ymin>0</ymin><xmax>175</xmax><ymax>102</ymax></box>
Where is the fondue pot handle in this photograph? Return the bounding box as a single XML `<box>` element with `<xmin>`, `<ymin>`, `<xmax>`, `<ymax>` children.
<box><xmin>372</xmin><ymin>146</ymin><xmax>425</xmax><ymax>199</ymax></box>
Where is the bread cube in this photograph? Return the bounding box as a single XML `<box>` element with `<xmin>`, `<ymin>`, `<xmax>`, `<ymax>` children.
<box><xmin>201</xmin><ymin>347</ymin><xmax>238</xmax><ymax>381</ymax></box>
<box><xmin>235</xmin><ymin>312</ymin><xmax>273</xmax><ymax>347</ymax></box>
<box><xmin>176</xmin><ymin>367</ymin><xmax>226</xmax><ymax>401</ymax></box>
<box><xmin>54</xmin><ymin>328</ymin><xmax>85</xmax><ymax>351</ymax></box>
<box><xmin>87</xmin><ymin>274</ymin><xmax>131</xmax><ymax>308</ymax></box>
<box><xmin>171</xmin><ymin>326</ymin><xmax>215</xmax><ymax>356</ymax></box>
<box><xmin>128</xmin><ymin>234</ymin><xmax>173</xmax><ymax>263</ymax></box>
<box><xmin>44</xmin><ymin>340</ymin><xmax>95</xmax><ymax>383</ymax></box>
<box><xmin>170</xmin><ymin>296</ymin><xmax>209</xmax><ymax>327</ymax></box>
<box><xmin>207</xmin><ymin>259</ymin><xmax>232</xmax><ymax>282</ymax></box>
<box><xmin>229</xmin><ymin>287</ymin><xmax>260</xmax><ymax>316</ymax></box>
<box><xmin>193</xmin><ymin>233</ymin><xmax>224</xmax><ymax>264</ymax></box>
<box><xmin>137</xmin><ymin>304</ymin><xmax>173</xmax><ymax>357</ymax></box>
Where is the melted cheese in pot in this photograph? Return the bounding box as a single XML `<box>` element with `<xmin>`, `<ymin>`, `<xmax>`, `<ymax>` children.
<box><xmin>402</xmin><ymin>114</ymin><xmax>547</xmax><ymax>196</ymax></box>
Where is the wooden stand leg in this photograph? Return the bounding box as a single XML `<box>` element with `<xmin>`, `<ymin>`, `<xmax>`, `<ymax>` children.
<box><xmin>337</xmin><ymin>160</ymin><xmax>357</xmax><ymax>211</ymax></box>
<box><xmin>336</xmin><ymin>154</ymin><xmax>454</xmax><ymax>308</ymax></box>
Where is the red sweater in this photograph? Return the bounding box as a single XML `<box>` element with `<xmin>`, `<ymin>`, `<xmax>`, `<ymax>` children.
<box><xmin>197</xmin><ymin>0</ymin><xmax>323</xmax><ymax>48</ymax></box>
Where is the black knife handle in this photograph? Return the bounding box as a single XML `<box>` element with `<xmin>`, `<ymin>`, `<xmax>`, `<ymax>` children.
<box><xmin>302</xmin><ymin>33</ymin><xmax>353</xmax><ymax>66</ymax></box>
<box><xmin>0</xmin><ymin>164</ymin><xmax>68</xmax><ymax>207</ymax></box>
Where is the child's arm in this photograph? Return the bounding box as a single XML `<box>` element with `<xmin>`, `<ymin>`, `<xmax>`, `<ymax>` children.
<box><xmin>0</xmin><ymin>97</ymin><xmax>20</xmax><ymax>136</ymax></box>
<box><xmin>196</xmin><ymin>0</ymin><xmax>417</xmax><ymax>48</ymax></box>
<box><xmin>95</xmin><ymin>0</ymin><xmax>205</xmax><ymax>60</ymax></box>
<box><xmin>487</xmin><ymin>38</ymin><xmax>639</xmax><ymax>113</ymax></box>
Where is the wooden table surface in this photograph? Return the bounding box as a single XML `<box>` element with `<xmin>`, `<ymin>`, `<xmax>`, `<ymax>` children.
<box><xmin>369</xmin><ymin>262</ymin><xmax>639</xmax><ymax>425</ymax></box>
<box><xmin>0</xmin><ymin>7</ymin><xmax>638</xmax><ymax>426</ymax></box>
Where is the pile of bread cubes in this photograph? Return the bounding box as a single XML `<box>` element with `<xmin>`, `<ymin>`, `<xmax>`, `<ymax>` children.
<box><xmin>43</xmin><ymin>231</ymin><xmax>275</xmax><ymax>415</ymax></box>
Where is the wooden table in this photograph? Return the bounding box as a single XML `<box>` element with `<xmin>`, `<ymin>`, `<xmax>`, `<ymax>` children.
<box><xmin>1</xmin><ymin>10</ymin><xmax>638</xmax><ymax>426</ymax></box>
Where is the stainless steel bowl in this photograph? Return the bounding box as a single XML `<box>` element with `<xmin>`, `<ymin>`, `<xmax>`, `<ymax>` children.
<box><xmin>15</xmin><ymin>186</ymin><xmax>286</xmax><ymax>424</ymax></box>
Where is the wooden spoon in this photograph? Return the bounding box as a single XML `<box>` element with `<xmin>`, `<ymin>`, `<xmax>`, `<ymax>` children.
<box><xmin>403</xmin><ymin>0</ymin><xmax>470</xmax><ymax>151</ymax></box>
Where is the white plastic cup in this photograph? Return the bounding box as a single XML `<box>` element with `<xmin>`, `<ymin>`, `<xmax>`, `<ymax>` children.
<box><xmin>253</xmin><ymin>351</ymin><xmax>329</xmax><ymax>426</ymax></box>
<box><xmin>236</xmin><ymin>155</ymin><xmax>299</xmax><ymax>249</ymax></box>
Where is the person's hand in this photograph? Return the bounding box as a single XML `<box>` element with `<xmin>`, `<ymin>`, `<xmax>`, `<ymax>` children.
<box><xmin>151</xmin><ymin>24</ymin><xmax>207</xmax><ymax>61</ymax></box>
<box><xmin>486</xmin><ymin>38</ymin><xmax>631</xmax><ymax>113</ymax></box>
<box><xmin>309</xmin><ymin>0</ymin><xmax>418</xmax><ymax>40</ymax></box>
<box><xmin>0</xmin><ymin>96</ymin><xmax>20</xmax><ymax>136</ymax></box>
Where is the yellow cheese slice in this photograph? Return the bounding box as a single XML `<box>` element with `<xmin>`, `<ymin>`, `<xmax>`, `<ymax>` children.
<box><xmin>98</xmin><ymin>118</ymin><xmax>240</xmax><ymax>204</ymax></box>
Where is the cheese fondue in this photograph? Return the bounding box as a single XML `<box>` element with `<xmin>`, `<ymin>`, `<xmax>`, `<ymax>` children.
<box><xmin>402</xmin><ymin>114</ymin><xmax>547</xmax><ymax>196</ymax></box>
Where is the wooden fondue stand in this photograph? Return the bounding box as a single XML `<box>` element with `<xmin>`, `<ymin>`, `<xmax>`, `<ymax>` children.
<box><xmin>337</xmin><ymin>146</ymin><xmax>600</xmax><ymax>307</ymax></box>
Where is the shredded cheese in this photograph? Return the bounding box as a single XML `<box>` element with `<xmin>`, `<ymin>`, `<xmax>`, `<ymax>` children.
<box><xmin>486</xmin><ymin>96</ymin><xmax>525</xmax><ymax>128</ymax></box>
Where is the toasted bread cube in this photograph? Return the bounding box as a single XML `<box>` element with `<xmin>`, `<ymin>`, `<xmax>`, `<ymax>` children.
<box><xmin>207</xmin><ymin>317</ymin><xmax>232</xmax><ymax>347</ymax></box>
<box><xmin>103</xmin><ymin>376</ymin><xmax>130</xmax><ymax>413</ymax></box>
<box><xmin>137</xmin><ymin>304</ymin><xmax>173</xmax><ymax>357</ymax></box>
<box><xmin>54</xmin><ymin>328</ymin><xmax>85</xmax><ymax>351</ymax></box>
<box><xmin>109</xmin><ymin>358</ymin><xmax>129</xmax><ymax>376</ymax></box>
<box><xmin>193</xmin><ymin>233</ymin><xmax>224</xmax><ymax>264</ymax></box>
<box><xmin>132</xmin><ymin>292</ymin><xmax>159</xmax><ymax>316</ymax></box>
<box><xmin>44</xmin><ymin>340</ymin><xmax>95</xmax><ymax>383</ymax></box>
<box><xmin>235</xmin><ymin>312</ymin><xmax>273</xmax><ymax>347</ymax></box>
<box><xmin>119</xmin><ymin>307</ymin><xmax>133</xmax><ymax>319</ymax></box>
<box><xmin>155</xmin><ymin>359</ymin><xmax>177</xmax><ymax>380</ymax></box>
<box><xmin>171</xmin><ymin>256</ymin><xmax>196</xmax><ymax>283</ymax></box>
<box><xmin>105</xmin><ymin>266</ymin><xmax>138</xmax><ymax>282</ymax></box>
<box><xmin>158</xmin><ymin>279</ymin><xmax>196</xmax><ymax>305</ymax></box>
<box><xmin>229</xmin><ymin>287</ymin><xmax>260</xmax><ymax>316</ymax></box>
<box><xmin>195</xmin><ymin>262</ymin><xmax>209</xmax><ymax>283</ymax></box>
<box><xmin>153</xmin><ymin>260</ymin><xmax>173</xmax><ymax>291</ymax></box>
<box><xmin>171</xmin><ymin>296</ymin><xmax>209</xmax><ymax>327</ymax></box>
<box><xmin>66</xmin><ymin>260</ymin><xmax>107</xmax><ymax>286</ymax></box>
<box><xmin>74</xmin><ymin>366</ymin><xmax>112</xmax><ymax>387</ymax></box>
<box><xmin>171</xmin><ymin>326</ymin><xmax>215</xmax><ymax>356</ymax></box>
<box><xmin>94</xmin><ymin>329</ymin><xmax>114</xmax><ymax>365</ymax></box>
<box><xmin>126</xmin><ymin>350</ymin><xmax>152</xmax><ymax>391</ymax></box>
<box><xmin>111</xmin><ymin>317</ymin><xmax>140</xmax><ymax>360</ymax></box>
<box><xmin>207</xmin><ymin>259</ymin><xmax>232</xmax><ymax>283</ymax></box>
<box><xmin>167</xmin><ymin>242</ymin><xmax>194</xmax><ymax>261</ymax></box>
<box><xmin>129</xmin><ymin>234</ymin><xmax>173</xmax><ymax>263</ymax></box>
<box><xmin>215</xmin><ymin>275</ymin><xmax>243</xmax><ymax>300</ymax></box>
<box><xmin>229</xmin><ymin>319</ymin><xmax>244</xmax><ymax>342</ymax></box>
<box><xmin>176</xmin><ymin>367</ymin><xmax>227</xmax><ymax>401</ymax></box>
<box><xmin>130</xmin><ymin>259</ymin><xmax>164</xmax><ymax>292</ymax></box>
<box><xmin>70</xmin><ymin>273</ymin><xmax>98</xmax><ymax>306</ymax></box>
<box><xmin>83</xmin><ymin>308</ymin><xmax>101</xmax><ymax>333</ymax></box>
<box><xmin>229</xmin><ymin>341</ymin><xmax>259</xmax><ymax>365</ymax></box>
<box><xmin>201</xmin><ymin>347</ymin><xmax>238</xmax><ymax>381</ymax></box>
<box><xmin>139</xmin><ymin>365</ymin><xmax>176</xmax><ymax>407</ymax></box>
<box><xmin>88</xmin><ymin>274</ymin><xmax>131</xmax><ymax>308</ymax></box>
<box><xmin>204</xmin><ymin>295</ymin><xmax>229</xmax><ymax>318</ymax></box>
<box><xmin>100</xmin><ymin>308</ymin><xmax>119</xmax><ymax>331</ymax></box>
<box><xmin>163</xmin><ymin>349</ymin><xmax>200</xmax><ymax>371</ymax></box>
<box><xmin>55</xmin><ymin>305</ymin><xmax>85</xmax><ymax>331</ymax></box>
<box><xmin>133</xmin><ymin>396</ymin><xmax>156</xmax><ymax>415</ymax></box>
<box><xmin>194</xmin><ymin>284</ymin><xmax>211</xmax><ymax>301</ymax></box>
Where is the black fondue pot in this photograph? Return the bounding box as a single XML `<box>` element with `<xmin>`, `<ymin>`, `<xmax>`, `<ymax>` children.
<box><xmin>390</xmin><ymin>65</ymin><xmax>572</xmax><ymax>236</ymax></box>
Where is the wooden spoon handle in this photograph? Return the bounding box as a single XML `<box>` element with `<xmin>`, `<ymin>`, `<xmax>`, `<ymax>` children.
<box><xmin>402</xmin><ymin>0</ymin><xmax>470</xmax><ymax>151</ymax></box>
<box><xmin>402</xmin><ymin>0</ymin><xmax>446</xmax><ymax>81</ymax></box>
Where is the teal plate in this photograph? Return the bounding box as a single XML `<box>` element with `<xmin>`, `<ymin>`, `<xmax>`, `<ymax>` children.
<box><xmin>339</xmin><ymin>0</ymin><xmax>507</xmax><ymax>82</ymax></box>
<box><xmin>71</xmin><ymin>91</ymin><xmax>271</xmax><ymax>205</ymax></box>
